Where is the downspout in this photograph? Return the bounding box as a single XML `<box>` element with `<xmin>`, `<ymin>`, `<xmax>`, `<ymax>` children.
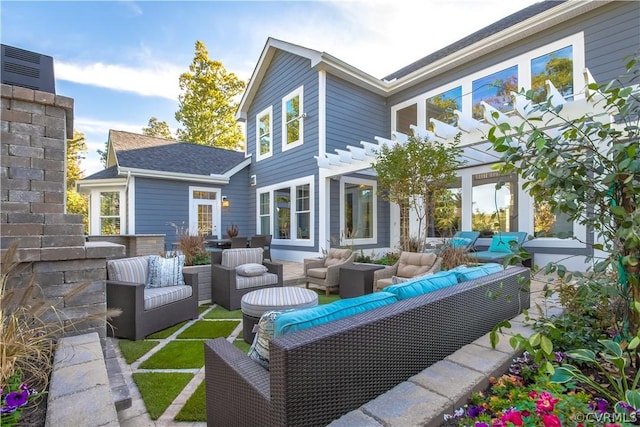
<box><xmin>124</xmin><ymin>171</ymin><xmax>131</xmax><ymax>234</ymax></box>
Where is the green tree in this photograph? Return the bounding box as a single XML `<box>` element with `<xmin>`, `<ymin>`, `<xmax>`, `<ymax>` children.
<box><xmin>175</xmin><ymin>41</ymin><xmax>246</xmax><ymax>149</ymax></box>
<box><xmin>66</xmin><ymin>131</ymin><xmax>88</xmax><ymax>232</ymax></box>
<box><xmin>488</xmin><ymin>54</ymin><xmax>640</xmax><ymax>335</ymax></box>
<box><xmin>142</xmin><ymin>117</ymin><xmax>175</xmax><ymax>139</ymax></box>
<box><xmin>97</xmin><ymin>140</ymin><xmax>108</xmax><ymax>168</ymax></box>
<box><xmin>372</xmin><ymin>135</ymin><xmax>465</xmax><ymax>249</ymax></box>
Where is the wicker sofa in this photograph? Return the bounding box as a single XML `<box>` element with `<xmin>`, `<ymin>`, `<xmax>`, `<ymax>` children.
<box><xmin>204</xmin><ymin>265</ymin><xmax>530</xmax><ymax>427</ymax></box>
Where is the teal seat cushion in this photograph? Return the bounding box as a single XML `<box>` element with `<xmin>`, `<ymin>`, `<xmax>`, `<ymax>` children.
<box><xmin>382</xmin><ymin>270</ymin><xmax>458</xmax><ymax>300</ymax></box>
<box><xmin>274</xmin><ymin>292</ymin><xmax>398</xmax><ymax>337</ymax></box>
<box><xmin>488</xmin><ymin>235</ymin><xmax>519</xmax><ymax>253</ymax></box>
<box><xmin>453</xmin><ymin>263</ymin><xmax>503</xmax><ymax>282</ymax></box>
<box><xmin>451</xmin><ymin>237</ymin><xmax>472</xmax><ymax>248</ymax></box>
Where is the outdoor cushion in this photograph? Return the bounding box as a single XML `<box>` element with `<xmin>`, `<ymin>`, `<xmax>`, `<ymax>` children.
<box><xmin>453</xmin><ymin>263</ymin><xmax>503</xmax><ymax>282</ymax></box>
<box><xmin>451</xmin><ymin>237</ymin><xmax>472</xmax><ymax>249</ymax></box>
<box><xmin>488</xmin><ymin>235</ymin><xmax>519</xmax><ymax>253</ymax></box>
<box><xmin>324</xmin><ymin>248</ymin><xmax>352</xmax><ymax>267</ymax></box>
<box><xmin>147</xmin><ymin>254</ymin><xmax>186</xmax><ymax>288</ymax></box>
<box><xmin>383</xmin><ymin>270</ymin><xmax>458</xmax><ymax>300</ymax></box>
<box><xmin>236</xmin><ymin>263</ymin><xmax>268</xmax><ymax>277</ymax></box>
<box><xmin>306</xmin><ymin>267</ymin><xmax>328</xmax><ymax>279</ymax></box>
<box><xmin>396</xmin><ymin>251</ymin><xmax>438</xmax><ymax>278</ymax></box>
<box><xmin>106</xmin><ymin>256</ymin><xmax>149</xmax><ymax>284</ymax></box>
<box><xmin>236</xmin><ymin>273</ymin><xmax>279</xmax><ymax>290</ymax></box>
<box><xmin>222</xmin><ymin>248</ymin><xmax>263</xmax><ymax>268</ymax></box>
<box><xmin>274</xmin><ymin>291</ymin><xmax>398</xmax><ymax>337</ymax></box>
<box><xmin>143</xmin><ymin>285</ymin><xmax>193</xmax><ymax>310</ymax></box>
<box><xmin>248</xmin><ymin>310</ymin><xmax>286</xmax><ymax>370</ymax></box>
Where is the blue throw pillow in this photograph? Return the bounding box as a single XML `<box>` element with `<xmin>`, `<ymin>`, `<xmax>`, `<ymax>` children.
<box><xmin>383</xmin><ymin>270</ymin><xmax>458</xmax><ymax>300</ymax></box>
<box><xmin>488</xmin><ymin>235</ymin><xmax>519</xmax><ymax>253</ymax></box>
<box><xmin>274</xmin><ymin>292</ymin><xmax>398</xmax><ymax>337</ymax></box>
<box><xmin>454</xmin><ymin>263</ymin><xmax>503</xmax><ymax>282</ymax></box>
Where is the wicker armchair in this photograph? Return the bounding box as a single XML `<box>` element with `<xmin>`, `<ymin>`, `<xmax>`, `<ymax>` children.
<box><xmin>373</xmin><ymin>251</ymin><xmax>442</xmax><ymax>290</ymax></box>
<box><xmin>304</xmin><ymin>248</ymin><xmax>355</xmax><ymax>295</ymax></box>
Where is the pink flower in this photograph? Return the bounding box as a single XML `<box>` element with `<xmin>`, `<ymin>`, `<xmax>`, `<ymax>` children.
<box><xmin>529</xmin><ymin>390</ymin><xmax>539</xmax><ymax>399</ymax></box>
<box><xmin>536</xmin><ymin>391</ymin><xmax>559</xmax><ymax>412</ymax></box>
<box><xmin>542</xmin><ymin>414</ymin><xmax>562</xmax><ymax>427</ymax></box>
<box><xmin>501</xmin><ymin>409</ymin><xmax>524</xmax><ymax>426</ymax></box>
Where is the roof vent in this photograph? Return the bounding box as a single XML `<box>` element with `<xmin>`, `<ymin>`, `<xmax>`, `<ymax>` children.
<box><xmin>1</xmin><ymin>44</ymin><xmax>55</xmax><ymax>94</ymax></box>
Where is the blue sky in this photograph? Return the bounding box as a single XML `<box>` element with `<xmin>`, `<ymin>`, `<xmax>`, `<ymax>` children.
<box><xmin>1</xmin><ymin>0</ymin><xmax>540</xmax><ymax>176</ymax></box>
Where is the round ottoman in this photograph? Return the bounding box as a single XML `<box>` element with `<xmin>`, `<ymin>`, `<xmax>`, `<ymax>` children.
<box><xmin>241</xmin><ymin>287</ymin><xmax>318</xmax><ymax>343</ymax></box>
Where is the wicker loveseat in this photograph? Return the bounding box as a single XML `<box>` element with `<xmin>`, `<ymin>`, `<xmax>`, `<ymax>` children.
<box><xmin>106</xmin><ymin>255</ymin><xmax>199</xmax><ymax>341</ymax></box>
<box><xmin>204</xmin><ymin>265</ymin><xmax>530</xmax><ymax>427</ymax></box>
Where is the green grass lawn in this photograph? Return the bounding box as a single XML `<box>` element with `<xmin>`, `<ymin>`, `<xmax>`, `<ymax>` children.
<box><xmin>121</xmin><ymin>290</ymin><xmax>340</xmax><ymax>422</ymax></box>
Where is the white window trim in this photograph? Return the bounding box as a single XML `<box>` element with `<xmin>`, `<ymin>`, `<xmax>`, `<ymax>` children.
<box><xmin>255</xmin><ymin>106</ymin><xmax>273</xmax><ymax>161</ymax></box>
<box><xmin>390</xmin><ymin>33</ymin><xmax>585</xmax><ymax>242</ymax></box>
<box><xmin>255</xmin><ymin>175</ymin><xmax>314</xmax><ymax>247</ymax></box>
<box><xmin>340</xmin><ymin>176</ymin><xmax>377</xmax><ymax>246</ymax></box>
<box><xmin>189</xmin><ymin>186</ymin><xmax>221</xmax><ymax>238</ymax></box>
<box><xmin>90</xmin><ymin>187</ymin><xmax>126</xmax><ymax>236</ymax></box>
<box><xmin>281</xmin><ymin>86</ymin><xmax>304</xmax><ymax>152</ymax></box>
<box><xmin>391</xmin><ymin>32</ymin><xmax>585</xmax><ymax>131</ymax></box>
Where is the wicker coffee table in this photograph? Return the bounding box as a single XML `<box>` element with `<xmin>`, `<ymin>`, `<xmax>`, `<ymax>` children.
<box><xmin>240</xmin><ymin>287</ymin><xmax>318</xmax><ymax>343</ymax></box>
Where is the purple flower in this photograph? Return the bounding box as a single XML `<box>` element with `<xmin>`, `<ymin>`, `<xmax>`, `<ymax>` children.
<box><xmin>1</xmin><ymin>405</ymin><xmax>17</xmax><ymax>414</ymax></box>
<box><xmin>475</xmin><ymin>423</ymin><xmax>490</xmax><ymax>427</ymax></box>
<box><xmin>589</xmin><ymin>397</ymin><xmax>608</xmax><ymax>413</ymax></box>
<box><xmin>467</xmin><ymin>405</ymin><xmax>484</xmax><ymax>418</ymax></box>
<box><xmin>4</xmin><ymin>390</ymin><xmax>29</xmax><ymax>408</ymax></box>
<box><xmin>554</xmin><ymin>352</ymin><xmax>567</xmax><ymax>363</ymax></box>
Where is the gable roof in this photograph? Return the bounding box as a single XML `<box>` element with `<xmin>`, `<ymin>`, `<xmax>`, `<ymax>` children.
<box><xmin>81</xmin><ymin>130</ymin><xmax>250</xmax><ymax>183</ymax></box>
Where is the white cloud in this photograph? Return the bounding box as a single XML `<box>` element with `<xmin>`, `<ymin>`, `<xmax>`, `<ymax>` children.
<box><xmin>55</xmin><ymin>60</ymin><xmax>182</xmax><ymax>100</ymax></box>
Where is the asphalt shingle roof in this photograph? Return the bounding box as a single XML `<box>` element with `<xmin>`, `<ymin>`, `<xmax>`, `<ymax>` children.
<box><xmin>106</xmin><ymin>130</ymin><xmax>246</xmax><ymax>176</ymax></box>
<box><xmin>382</xmin><ymin>0</ymin><xmax>565</xmax><ymax>82</ymax></box>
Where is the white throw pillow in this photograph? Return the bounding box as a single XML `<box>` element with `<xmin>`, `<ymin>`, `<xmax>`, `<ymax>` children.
<box><xmin>146</xmin><ymin>255</ymin><xmax>186</xmax><ymax>288</ymax></box>
<box><xmin>236</xmin><ymin>263</ymin><xmax>268</xmax><ymax>277</ymax></box>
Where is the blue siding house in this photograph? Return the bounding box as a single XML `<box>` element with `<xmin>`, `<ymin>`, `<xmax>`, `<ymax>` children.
<box><xmin>79</xmin><ymin>1</ymin><xmax>639</xmax><ymax>268</ymax></box>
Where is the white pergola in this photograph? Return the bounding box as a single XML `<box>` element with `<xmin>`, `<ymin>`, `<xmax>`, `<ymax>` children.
<box><xmin>314</xmin><ymin>68</ymin><xmax>614</xmax><ymax>176</ymax></box>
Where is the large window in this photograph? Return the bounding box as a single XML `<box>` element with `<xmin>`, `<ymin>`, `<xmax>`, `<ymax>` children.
<box><xmin>257</xmin><ymin>177</ymin><xmax>314</xmax><ymax>245</ymax></box>
<box><xmin>472</xmin><ymin>65</ymin><xmax>518</xmax><ymax>120</ymax></box>
<box><xmin>426</xmin><ymin>86</ymin><xmax>462</xmax><ymax>129</ymax></box>
<box><xmin>100</xmin><ymin>191</ymin><xmax>120</xmax><ymax>235</ymax></box>
<box><xmin>341</xmin><ymin>177</ymin><xmax>376</xmax><ymax>244</ymax></box>
<box><xmin>256</xmin><ymin>106</ymin><xmax>273</xmax><ymax>161</ymax></box>
<box><xmin>395</xmin><ymin>103</ymin><xmax>417</xmax><ymax>135</ymax></box>
<box><xmin>534</xmin><ymin>199</ymin><xmax>574</xmax><ymax>238</ymax></box>
<box><xmin>472</xmin><ymin>172</ymin><xmax>518</xmax><ymax>234</ymax></box>
<box><xmin>433</xmin><ymin>183</ymin><xmax>462</xmax><ymax>237</ymax></box>
<box><xmin>531</xmin><ymin>45</ymin><xmax>574</xmax><ymax>102</ymax></box>
<box><xmin>282</xmin><ymin>87</ymin><xmax>303</xmax><ymax>151</ymax></box>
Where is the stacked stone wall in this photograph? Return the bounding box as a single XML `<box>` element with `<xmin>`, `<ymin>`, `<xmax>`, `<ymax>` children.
<box><xmin>1</xmin><ymin>83</ymin><xmax>123</xmax><ymax>340</ymax></box>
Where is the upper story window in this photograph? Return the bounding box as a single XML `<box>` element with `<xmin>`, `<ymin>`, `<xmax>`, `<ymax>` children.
<box><xmin>256</xmin><ymin>106</ymin><xmax>273</xmax><ymax>161</ymax></box>
<box><xmin>282</xmin><ymin>86</ymin><xmax>304</xmax><ymax>151</ymax></box>
<box><xmin>531</xmin><ymin>45</ymin><xmax>574</xmax><ymax>102</ymax></box>
<box><xmin>472</xmin><ymin>65</ymin><xmax>518</xmax><ymax>119</ymax></box>
<box><xmin>391</xmin><ymin>33</ymin><xmax>583</xmax><ymax>132</ymax></box>
<box><xmin>426</xmin><ymin>86</ymin><xmax>462</xmax><ymax>129</ymax></box>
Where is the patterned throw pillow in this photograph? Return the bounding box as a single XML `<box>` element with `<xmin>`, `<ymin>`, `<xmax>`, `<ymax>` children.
<box><xmin>248</xmin><ymin>310</ymin><xmax>284</xmax><ymax>370</ymax></box>
<box><xmin>236</xmin><ymin>263</ymin><xmax>268</xmax><ymax>277</ymax></box>
<box><xmin>146</xmin><ymin>255</ymin><xmax>186</xmax><ymax>288</ymax></box>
